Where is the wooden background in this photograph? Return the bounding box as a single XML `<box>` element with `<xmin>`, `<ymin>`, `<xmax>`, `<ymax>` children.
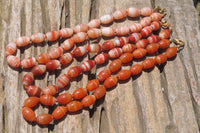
<box><xmin>0</xmin><ymin>0</ymin><xmax>200</xmax><ymax>133</ymax></box>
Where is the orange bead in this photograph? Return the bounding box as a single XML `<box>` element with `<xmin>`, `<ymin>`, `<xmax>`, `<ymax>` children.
<box><xmin>5</xmin><ymin>42</ymin><xmax>17</xmax><ymax>56</ymax></box>
<box><xmin>132</xmin><ymin>48</ymin><xmax>147</xmax><ymax>58</ymax></box>
<box><xmin>57</xmin><ymin>93</ymin><xmax>72</xmax><ymax>105</ymax></box>
<box><xmin>61</xmin><ymin>39</ymin><xmax>75</xmax><ymax>51</ymax></box>
<box><xmin>150</xmin><ymin>13</ymin><xmax>163</xmax><ymax>21</ymax></box>
<box><xmin>158</xmin><ymin>39</ymin><xmax>171</xmax><ymax>49</ymax></box>
<box><xmin>115</xmin><ymin>37</ymin><xmax>129</xmax><ymax>47</ymax></box>
<box><xmin>73</xmin><ymin>24</ymin><xmax>88</xmax><ymax>33</ymax></box>
<box><xmin>141</xmin><ymin>7</ymin><xmax>153</xmax><ymax>16</ymax></box>
<box><xmin>101</xmin><ymin>27</ymin><xmax>115</xmax><ymax>37</ymax></box>
<box><xmin>56</xmin><ymin>74</ymin><xmax>70</xmax><ymax>88</ymax></box>
<box><xmin>46</xmin><ymin>60</ymin><xmax>60</xmax><ymax>70</ymax></box>
<box><xmin>146</xmin><ymin>43</ymin><xmax>159</xmax><ymax>54</ymax></box>
<box><xmin>7</xmin><ymin>55</ymin><xmax>21</xmax><ymax>68</ymax></box>
<box><xmin>142</xmin><ymin>58</ymin><xmax>155</xmax><ymax>69</ymax></box>
<box><xmin>15</xmin><ymin>36</ymin><xmax>30</xmax><ymax>47</ymax></box>
<box><xmin>52</xmin><ymin>106</ymin><xmax>67</xmax><ymax>120</ymax></box>
<box><xmin>81</xmin><ymin>95</ymin><xmax>96</xmax><ymax>107</ymax></box>
<box><xmin>159</xmin><ymin>29</ymin><xmax>171</xmax><ymax>39</ymax></box>
<box><xmin>165</xmin><ymin>47</ymin><xmax>177</xmax><ymax>58</ymax></box>
<box><xmin>36</xmin><ymin>114</ymin><xmax>53</xmax><ymax>125</ymax></box>
<box><xmin>22</xmin><ymin>107</ymin><xmax>36</xmax><ymax>122</ymax></box>
<box><xmin>94</xmin><ymin>53</ymin><xmax>109</xmax><ymax>64</ymax></box>
<box><xmin>130</xmin><ymin>64</ymin><xmax>143</xmax><ymax>75</ymax></box>
<box><xmin>136</xmin><ymin>39</ymin><xmax>149</xmax><ymax>48</ymax></box>
<box><xmin>21</xmin><ymin>57</ymin><xmax>36</xmax><ymax>68</ymax></box>
<box><xmin>102</xmin><ymin>40</ymin><xmax>116</xmax><ymax>51</ymax></box>
<box><xmin>87</xmin><ymin>44</ymin><xmax>101</xmax><ymax>53</ymax></box>
<box><xmin>59</xmin><ymin>28</ymin><xmax>73</xmax><ymax>38</ymax></box>
<box><xmin>36</xmin><ymin>53</ymin><xmax>51</xmax><ymax>64</ymax></box>
<box><xmin>129</xmin><ymin>33</ymin><xmax>142</xmax><ymax>43</ymax></box>
<box><xmin>88</xmin><ymin>19</ymin><xmax>101</xmax><ymax>29</ymax></box>
<box><xmin>86</xmin><ymin>79</ymin><xmax>99</xmax><ymax>91</ymax></box>
<box><xmin>150</xmin><ymin>21</ymin><xmax>161</xmax><ymax>31</ymax></box>
<box><xmin>119</xmin><ymin>53</ymin><xmax>133</xmax><ymax>64</ymax></box>
<box><xmin>117</xmin><ymin>70</ymin><xmax>131</xmax><ymax>80</ymax></box>
<box><xmin>87</xmin><ymin>28</ymin><xmax>101</xmax><ymax>38</ymax></box>
<box><xmin>122</xmin><ymin>44</ymin><xmax>136</xmax><ymax>53</ymax></box>
<box><xmin>40</xmin><ymin>95</ymin><xmax>57</xmax><ymax>106</ymax></box>
<box><xmin>129</xmin><ymin>23</ymin><xmax>142</xmax><ymax>33</ymax></box>
<box><xmin>109</xmin><ymin>59</ymin><xmax>122</xmax><ymax>73</ymax></box>
<box><xmin>81</xmin><ymin>60</ymin><xmax>96</xmax><ymax>72</ymax></box>
<box><xmin>66</xmin><ymin>101</ymin><xmax>83</xmax><ymax>112</ymax></box>
<box><xmin>140</xmin><ymin>26</ymin><xmax>153</xmax><ymax>37</ymax></box>
<box><xmin>72</xmin><ymin>46</ymin><xmax>87</xmax><ymax>57</ymax></box>
<box><xmin>59</xmin><ymin>53</ymin><xmax>73</xmax><ymax>65</ymax></box>
<box><xmin>100</xmin><ymin>14</ymin><xmax>114</xmax><ymax>25</ymax></box>
<box><xmin>49</xmin><ymin>47</ymin><xmax>63</xmax><ymax>59</ymax></box>
<box><xmin>46</xmin><ymin>31</ymin><xmax>59</xmax><ymax>41</ymax></box>
<box><xmin>93</xmin><ymin>86</ymin><xmax>106</xmax><ymax>99</ymax></box>
<box><xmin>155</xmin><ymin>54</ymin><xmax>167</xmax><ymax>64</ymax></box>
<box><xmin>113</xmin><ymin>10</ymin><xmax>126</xmax><ymax>20</ymax></box>
<box><xmin>43</xmin><ymin>85</ymin><xmax>59</xmax><ymax>95</ymax></box>
<box><xmin>26</xmin><ymin>85</ymin><xmax>42</xmax><ymax>96</ymax></box>
<box><xmin>126</xmin><ymin>7</ymin><xmax>140</xmax><ymax>18</ymax></box>
<box><xmin>72</xmin><ymin>88</ymin><xmax>87</xmax><ymax>99</ymax></box>
<box><xmin>147</xmin><ymin>35</ymin><xmax>160</xmax><ymax>43</ymax></box>
<box><xmin>104</xmin><ymin>76</ymin><xmax>118</xmax><ymax>88</ymax></box>
<box><xmin>73</xmin><ymin>32</ymin><xmax>88</xmax><ymax>43</ymax></box>
<box><xmin>116</xmin><ymin>26</ymin><xmax>129</xmax><ymax>36</ymax></box>
<box><xmin>31</xmin><ymin>65</ymin><xmax>46</xmax><ymax>76</ymax></box>
<box><xmin>23</xmin><ymin>97</ymin><xmax>40</xmax><ymax>108</ymax></box>
<box><xmin>97</xmin><ymin>69</ymin><xmax>111</xmax><ymax>81</ymax></box>
<box><xmin>23</xmin><ymin>72</ymin><xmax>34</xmax><ymax>87</ymax></box>
<box><xmin>67</xmin><ymin>66</ymin><xmax>82</xmax><ymax>78</ymax></box>
<box><xmin>108</xmin><ymin>48</ymin><xmax>123</xmax><ymax>59</ymax></box>
<box><xmin>30</xmin><ymin>33</ymin><xmax>46</xmax><ymax>43</ymax></box>
<box><xmin>140</xmin><ymin>17</ymin><xmax>152</xmax><ymax>27</ymax></box>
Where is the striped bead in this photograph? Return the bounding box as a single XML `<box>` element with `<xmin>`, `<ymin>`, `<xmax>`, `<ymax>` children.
<box><xmin>140</xmin><ymin>26</ymin><xmax>153</xmax><ymax>37</ymax></box>
<box><xmin>73</xmin><ymin>24</ymin><xmax>88</xmax><ymax>33</ymax></box>
<box><xmin>158</xmin><ymin>39</ymin><xmax>171</xmax><ymax>49</ymax></box>
<box><xmin>130</xmin><ymin>64</ymin><xmax>143</xmax><ymax>75</ymax></box>
<box><xmin>36</xmin><ymin>53</ymin><xmax>51</xmax><ymax>64</ymax></box>
<box><xmin>113</xmin><ymin>10</ymin><xmax>127</xmax><ymax>20</ymax></box>
<box><xmin>46</xmin><ymin>60</ymin><xmax>60</xmax><ymax>70</ymax></box>
<box><xmin>22</xmin><ymin>107</ymin><xmax>36</xmax><ymax>122</ymax></box>
<box><xmin>81</xmin><ymin>60</ymin><xmax>95</xmax><ymax>72</ymax></box>
<box><xmin>126</xmin><ymin>7</ymin><xmax>141</xmax><ymax>18</ymax></box>
<box><xmin>132</xmin><ymin>48</ymin><xmax>147</xmax><ymax>58</ymax></box>
<box><xmin>122</xmin><ymin>44</ymin><xmax>136</xmax><ymax>53</ymax></box>
<box><xmin>59</xmin><ymin>28</ymin><xmax>73</xmax><ymax>38</ymax></box>
<box><xmin>66</xmin><ymin>101</ymin><xmax>82</xmax><ymax>112</ymax></box>
<box><xmin>30</xmin><ymin>33</ymin><xmax>46</xmax><ymax>43</ymax></box>
<box><xmin>136</xmin><ymin>39</ymin><xmax>149</xmax><ymax>48</ymax></box>
<box><xmin>73</xmin><ymin>32</ymin><xmax>88</xmax><ymax>43</ymax></box>
<box><xmin>117</xmin><ymin>70</ymin><xmax>131</xmax><ymax>80</ymax></box>
<box><xmin>100</xmin><ymin>14</ymin><xmax>114</xmax><ymax>25</ymax></box>
<box><xmin>46</xmin><ymin>31</ymin><xmax>60</xmax><ymax>41</ymax></box>
<box><xmin>72</xmin><ymin>88</ymin><xmax>87</xmax><ymax>99</ymax></box>
<box><xmin>7</xmin><ymin>55</ymin><xmax>21</xmax><ymax>68</ymax></box>
<box><xmin>59</xmin><ymin>53</ymin><xmax>73</xmax><ymax>65</ymax></box>
<box><xmin>52</xmin><ymin>106</ymin><xmax>67</xmax><ymax>120</ymax></box>
<box><xmin>87</xmin><ymin>28</ymin><xmax>101</xmax><ymax>38</ymax></box>
<box><xmin>72</xmin><ymin>46</ymin><xmax>87</xmax><ymax>57</ymax></box>
<box><xmin>36</xmin><ymin>114</ymin><xmax>53</xmax><ymax>125</ymax></box>
<box><xmin>102</xmin><ymin>40</ymin><xmax>116</xmax><ymax>51</ymax></box>
<box><xmin>115</xmin><ymin>37</ymin><xmax>129</xmax><ymax>47</ymax></box>
<box><xmin>22</xmin><ymin>72</ymin><xmax>34</xmax><ymax>87</ymax></box>
<box><xmin>40</xmin><ymin>95</ymin><xmax>57</xmax><ymax>106</ymax></box>
<box><xmin>87</xmin><ymin>44</ymin><xmax>101</xmax><ymax>53</ymax></box>
<box><xmin>97</xmin><ymin>69</ymin><xmax>111</xmax><ymax>81</ymax></box>
<box><xmin>141</xmin><ymin>7</ymin><xmax>153</xmax><ymax>16</ymax></box>
<box><xmin>88</xmin><ymin>19</ymin><xmax>101</xmax><ymax>29</ymax></box>
<box><xmin>94</xmin><ymin>53</ymin><xmax>109</xmax><ymax>64</ymax></box>
<box><xmin>93</xmin><ymin>86</ymin><xmax>106</xmax><ymax>99</ymax></box>
<box><xmin>147</xmin><ymin>35</ymin><xmax>160</xmax><ymax>43</ymax></box>
<box><xmin>86</xmin><ymin>79</ymin><xmax>99</xmax><ymax>91</ymax></box>
<box><xmin>81</xmin><ymin>95</ymin><xmax>96</xmax><ymax>107</ymax></box>
<box><xmin>56</xmin><ymin>74</ymin><xmax>70</xmax><ymax>88</ymax></box>
<box><xmin>5</xmin><ymin>42</ymin><xmax>17</xmax><ymax>56</ymax></box>
<box><xmin>108</xmin><ymin>48</ymin><xmax>123</xmax><ymax>59</ymax></box>
<box><xmin>67</xmin><ymin>66</ymin><xmax>82</xmax><ymax>78</ymax></box>
<box><xmin>142</xmin><ymin>58</ymin><xmax>155</xmax><ymax>69</ymax></box>
<box><xmin>119</xmin><ymin>53</ymin><xmax>133</xmax><ymax>64</ymax></box>
<box><xmin>150</xmin><ymin>21</ymin><xmax>161</xmax><ymax>31</ymax></box>
<box><xmin>104</xmin><ymin>76</ymin><xmax>118</xmax><ymax>88</ymax></box>
<box><xmin>146</xmin><ymin>43</ymin><xmax>159</xmax><ymax>54</ymax></box>
<box><xmin>155</xmin><ymin>54</ymin><xmax>167</xmax><ymax>64</ymax></box>
<box><xmin>150</xmin><ymin>13</ymin><xmax>163</xmax><ymax>21</ymax></box>
<box><xmin>31</xmin><ymin>65</ymin><xmax>46</xmax><ymax>76</ymax></box>
<box><xmin>61</xmin><ymin>39</ymin><xmax>75</xmax><ymax>51</ymax></box>
<box><xmin>21</xmin><ymin>57</ymin><xmax>36</xmax><ymax>68</ymax></box>
<box><xmin>101</xmin><ymin>27</ymin><xmax>115</xmax><ymax>37</ymax></box>
<box><xmin>159</xmin><ymin>29</ymin><xmax>171</xmax><ymax>39</ymax></box>
<box><xmin>129</xmin><ymin>23</ymin><xmax>142</xmax><ymax>33</ymax></box>
<box><xmin>140</xmin><ymin>17</ymin><xmax>151</xmax><ymax>27</ymax></box>
<box><xmin>116</xmin><ymin>26</ymin><xmax>129</xmax><ymax>36</ymax></box>
<box><xmin>109</xmin><ymin>59</ymin><xmax>122</xmax><ymax>73</ymax></box>
<box><xmin>43</xmin><ymin>85</ymin><xmax>59</xmax><ymax>95</ymax></box>
<box><xmin>49</xmin><ymin>47</ymin><xmax>63</xmax><ymax>59</ymax></box>
<box><xmin>26</xmin><ymin>85</ymin><xmax>42</xmax><ymax>96</ymax></box>
<box><xmin>57</xmin><ymin>93</ymin><xmax>72</xmax><ymax>105</ymax></box>
<box><xmin>15</xmin><ymin>36</ymin><xmax>30</xmax><ymax>47</ymax></box>
<box><xmin>129</xmin><ymin>33</ymin><xmax>142</xmax><ymax>43</ymax></box>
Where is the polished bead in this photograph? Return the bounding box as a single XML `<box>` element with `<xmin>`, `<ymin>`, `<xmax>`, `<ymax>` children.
<box><xmin>146</xmin><ymin>43</ymin><xmax>159</xmax><ymax>54</ymax></box>
<box><xmin>5</xmin><ymin>42</ymin><xmax>17</xmax><ymax>56</ymax></box>
<box><xmin>61</xmin><ymin>39</ymin><xmax>75</xmax><ymax>51</ymax></box>
<box><xmin>116</xmin><ymin>26</ymin><xmax>129</xmax><ymax>36</ymax></box>
<box><xmin>73</xmin><ymin>24</ymin><xmax>88</xmax><ymax>33</ymax></box>
<box><xmin>43</xmin><ymin>85</ymin><xmax>59</xmax><ymax>95</ymax></box>
<box><xmin>66</xmin><ymin>101</ymin><xmax>83</xmax><ymax>112</ymax></box>
<box><xmin>72</xmin><ymin>46</ymin><xmax>87</xmax><ymax>57</ymax></box>
<box><xmin>94</xmin><ymin>53</ymin><xmax>109</xmax><ymax>64</ymax></box>
<box><xmin>140</xmin><ymin>17</ymin><xmax>151</xmax><ymax>27</ymax></box>
<box><xmin>150</xmin><ymin>13</ymin><xmax>163</xmax><ymax>21</ymax></box>
<box><xmin>88</xmin><ymin>19</ymin><xmax>101</xmax><ymax>29</ymax></box>
<box><xmin>46</xmin><ymin>31</ymin><xmax>59</xmax><ymax>41</ymax></box>
<box><xmin>67</xmin><ymin>66</ymin><xmax>82</xmax><ymax>78</ymax></box>
<box><xmin>23</xmin><ymin>97</ymin><xmax>40</xmax><ymax>108</ymax></box>
<box><xmin>81</xmin><ymin>60</ymin><xmax>96</xmax><ymax>72</ymax></box>
<box><xmin>129</xmin><ymin>23</ymin><xmax>142</xmax><ymax>33</ymax></box>
<box><xmin>36</xmin><ymin>53</ymin><xmax>51</xmax><ymax>64</ymax></box>
<box><xmin>140</xmin><ymin>26</ymin><xmax>153</xmax><ymax>37</ymax></box>
<box><xmin>15</xmin><ymin>36</ymin><xmax>30</xmax><ymax>47</ymax></box>
<box><xmin>52</xmin><ymin>106</ymin><xmax>67</xmax><ymax>120</ymax></box>
<box><xmin>7</xmin><ymin>55</ymin><xmax>21</xmax><ymax>68</ymax></box>
<box><xmin>102</xmin><ymin>40</ymin><xmax>116</xmax><ymax>51</ymax></box>
<box><xmin>150</xmin><ymin>21</ymin><xmax>161</xmax><ymax>31</ymax></box>
<box><xmin>36</xmin><ymin>114</ymin><xmax>53</xmax><ymax>125</ymax></box>
<box><xmin>81</xmin><ymin>95</ymin><xmax>96</xmax><ymax>107</ymax></box>
<box><xmin>122</xmin><ymin>44</ymin><xmax>136</xmax><ymax>53</ymax></box>
<box><xmin>104</xmin><ymin>76</ymin><xmax>118</xmax><ymax>88</ymax></box>
<box><xmin>31</xmin><ymin>65</ymin><xmax>46</xmax><ymax>76</ymax></box>
<box><xmin>73</xmin><ymin>32</ymin><xmax>88</xmax><ymax>43</ymax></box>
<box><xmin>59</xmin><ymin>28</ymin><xmax>73</xmax><ymax>38</ymax></box>
<box><xmin>129</xmin><ymin>33</ymin><xmax>142</xmax><ymax>43</ymax></box>
<box><xmin>87</xmin><ymin>44</ymin><xmax>101</xmax><ymax>53</ymax></box>
<box><xmin>23</xmin><ymin>72</ymin><xmax>34</xmax><ymax>87</ymax></box>
<box><xmin>115</xmin><ymin>37</ymin><xmax>129</xmax><ymax>47</ymax></box>
<box><xmin>46</xmin><ymin>60</ymin><xmax>60</xmax><ymax>70</ymax></box>
<box><xmin>21</xmin><ymin>57</ymin><xmax>36</xmax><ymax>68</ymax></box>
<box><xmin>97</xmin><ymin>69</ymin><xmax>111</xmax><ymax>81</ymax></box>
<box><xmin>26</xmin><ymin>85</ymin><xmax>42</xmax><ymax>96</ymax></box>
<box><xmin>100</xmin><ymin>14</ymin><xmax>114</xmax><ymax>25</ymax></box>
<box><xmin>109</xmin><ymin>59</ymin><xmax>122</xmax><ymax>73</ymax></box>
<box><xmin>113</xmin><ymin>10</ymin><xmax>126</xmax><ymax>20</ymax></box>
<box><xmin>158</xmin><ymin>39</ymin><xmax>171</xmax><ymax>49</ymax></box>
<box><xmin>108</xmin><ymin>48</ymin><xmax>123</xmax><ymax>59</ymax></box>
<box><xmin>22</xmin><ymin>107</ymin><xmax>36</xmax><ymax>122</ymax></box>
<box><xmin>136</xmin><ymin>39</ymin><xmax>149</xmax><ymax>48</ymax></box>
<box><xmin>101</xmin><ymin>27</ymin><xmax>115</xmax><ymax>37</ymax></box>
<box><xmin>141</xmin><ymin>7</ymin><xmax>153</xmax><ymax>16</ymax></box>
<box><xmin>93</xmin><ymin>86</ymin><xmax>106</xmax><ymax>99</ymax></box>
<box><xmin>86</xmin><ymin>79</ymin><xmax>99</xmax><ymax>91</ymax></box>
<box><xmin>126</xmin><ymin>7</ymin><xmax>140</xmax><ymax>17</ymax></box>
<box><xmin>155</xmin><ymin>54</ymin><xmax>167</xmax><ymax>64</ymax></box>
<box><xmin>132</xmin><ymin>48</ymin><xmax>147</xmax><ymax>58</ymax></box>
<box><xmin>119</xmin><ymin>53</ymin><xmax>133</xmax><ymax>64</ymax></box>
<box><xmin>49</xmin><ymin>47</ymin><xmax>63</xmax><ymax>59</ymax></box>
<box><xmin>130</xmin><ymin>64</ymin><xmax>143</xmax><ymax>75</ymax></box>
<box><xmin>147</xmin><ymin>35</ymin><xmax>160</xmax><ymax>43</ymax></box>
<box><xmin>30</xmin><ymin>33</ymin><xmax>46</xmax><ymax>43</ymax></box>
<box><xmin>159</xmin><ymin>29</ymin><xmax>171</xmax><ymax>39</ymax></box>
<box><xmin>87</xmin><ymin>28</ymin><xmax>101</xmax><ymax>38</ymax></box>
<box><xmin>59</xmin><ymin>53</ymin><xmax>73</xmax><ymax>65</ymax></box>
<box><xmin>40</xmin><ymin>95</ymin><xmax>57</xmax><ymax>106</ymax></box>
<box><xmin>56</xmin><ymin>74</ymin><xmax>70</xmax><ymax>88</ymax></box>
<box><xmin>57</xmin><ymin>93</ymin><xmax>72</xmax><ymax>105</ymax></box>
<box><xmin>165</xmin><ymin>47</ymin><xmax>177</xmax><ymax>58</ymax></box>
<box><xmin>72</xmin><ymin>88</ymin><xmax>87</xmax><ymax>99</ymax></box>
<box><xmin>117</xmin><ymin>70</ymin><xmax>131</xmax><ymax>80</ymax></box>
<box><xmin>142</xmin><ymin>58</ymin><xmax>155</xmax><ymax>69</ymax></box>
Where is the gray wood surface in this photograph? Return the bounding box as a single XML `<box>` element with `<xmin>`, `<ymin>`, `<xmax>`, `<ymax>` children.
<box><xmin>0</xmin><ymin>0</ymin><xmax>200</xmax><ymax>133</ymax></box>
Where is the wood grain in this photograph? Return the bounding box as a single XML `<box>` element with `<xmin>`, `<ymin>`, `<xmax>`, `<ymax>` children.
<box><xmin>0</xmin><ymin>0</ymin><xmax>200</xmax><ymax>133</ymax></box>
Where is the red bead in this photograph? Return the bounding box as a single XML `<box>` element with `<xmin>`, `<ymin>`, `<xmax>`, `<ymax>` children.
<box><xmin>122</xmin><ymin>44</ymin><xmax>136</xmax><ymax>53</ymax></box>
<box><xmin>43</xmin><ymin>85</ymin><xmax>59</xmax><ymax>95</ymax></box>
<box><xmin>21</xmin><ymin>57</ymin><xmax>36</xmax><ymax>68</ymax></box>
<box><xmin>61</xmin><ymin>39</ymin><xmax>75</xmax><ymax>51</ymax></box>
<box><xmin>36</xmin><ymin>114</ymin><xmax>53</xmax><ymax>125</ymax></box>
<box><xmin>140</xmin><ymin>26</ymin><xmax>153</xmax><ymax>38</ymax></box>
<box><xmin>59</xmin><ymin>53</ymin><xmax>73</xmax><ymax>65</ymax></box>
<box><xmin>101</xmin><ymin>27</ymin><xmax>115</xmax><ymax>37</ymax></box>
<box><xmin>23</xmin><ymin>97</ymin><xmax>40</xmax><ymax>108</ymax></box>
<box><xmin>52</xmin><ymin>106</ymin><xmax>67</xmax><ymax>120</ymax></box>
<box><xmin>7</xmin><ymin>55</ymin><xmax>21</xmax><ymax>68</ymax></box>
<box><xmin>15</xmin><ymin>36</ymin><xmax>30</xmax><ymax>47</ymax></box>
<box><xmin>73</xmin><ymin>32</ymin><xmax>88</xmax><ymax>43</ymax></box>
<box><xmin>86</xmin><ymin>79</ymin><xmax>99</xmax><ymax>91</ymax></box>
<box><xmin>36</xmin><ymin>53</ymin><xmax>51</xmax><ymax>64</ymax></box>
<box><xmin>158</xmin><ymin>39</ymin><xmax>171</xmax><ymax>49</ymax></box>
<box><xmin>113</xmin><ymin>10</ymin><xmax>127</xmax><ymax>20</ymax></box>
<box><xmin>88</xmin><ymin>19</ymin><xmax>101</xmax><ymax>29</ymax></box>
<box><xmin>26</xmin><ymin>85</ymin><xmax>42</xmax><ymax>96</ymax></box>
<box><xmin>87</xmin><ymin>28</ymin><xmax>101</xmax><ymax>38</ymax></box>
<box><xmin>129</xmin><ymin>23</ymin><xmax>142</xmax><ymax>33</ymax></box>
<box><xmin>141</xmin><ymin>7</ymin><xmax>153</xmax><ymax>16</ymax></box>
<box><xmin>116</xmin><ymin>26</ymin><xmax>129</xmax><ymax>36</ymax></box>
<box><xmin>72</xmin><ymin>88</ymin><xmax>87</xmax><ymax>99</ymax></box>
<box><xmin>56</xmin><ymin>74</ymin><xmax>70</xmax><ymax>88</ymax></box>
<box><xmin>126</xmin><ymin>7</ymin><xmax>140</xmax><ymax>17</ymax></box>
<box><xmin>140</xmin><ymin>17</ymin><xmax>151</xmax><ymax>27</ymax></box>
<box><xmin>59</xmin><ymin>28</ymin><xmax>73</xmax><ymax>38</ymax></box>
<box><xmin>142</xmin><ymin>58</ymin><xmax>156</xmax><ymax>69</ymax></box>
<box><xmin>129</xmin><ymin>33</ymin><xmax>142</xmax><ymax>43</ymax></box>
<box><xmin>100</xmin><ymin>14</ymin><xmax>114</xmax><ymax>25</ymax></box>
<box><xmin>66</xmin><ymin>101</ymin><xmax>83</xmax><ymax>112</ymax></box>
<box><xmin>109</xmin><ymin>59</ymin><xmax>122</xmax><ymax>73</ymax></box>
<box><xmin>5</xmin><ymin>42</ymin><xmax>17</xmax><ymax>56</ymax></box>
<box><xmin>104</xmin><ymin>76</ymin><xmax>118</xmax><ymax>88</ymax></box>
<box><xmin>108</xmin><ymin>48</ymin><xmax>123</xmax><ymax>59</ymax></box>
<box><xmin>155</xmin><ymin>54</ymin><xmax>167</xmax><ymax>64</ymax></box>
<box><xmin>102</xmin><ymin>40</ymin><xmax>116</xmax><ymax>51</ymax></box>
<box><xmin>46</xmin><ymin>60</ymin><xmax>60</xmax><ymax>70</ymax></box>
<box><xmin>81</xmin><ymin>95</ymin><xmax>96</xmax><ymax>107</ymax></box>
<box><xmin>72</xmin><ymin>46</ymin><xmax>87</xmax><ymax>57</ymax></box>
<box><xmin>31</xmin><ymin>65</ymin><xmax>46</xmax><ymax>76</ymax></box>
<box><xmin>115</xmin><ymin>37</ymin><xmax>129</xmax><ymax>47</ymax></box>
<box><xmin>132</xmin><ymin>48</ymin><xmax>147</xmax><ymax>58</ymax></box>
<box><xmin>87</xmin><ymin>44</ymin><xmax>101</xmax><ymax>53</ymax></box>
<box><xmin>97</xmin><ymin>69</ymin><xmax>111</xmax><ymax>81</ymax></box>
<box><xmin>30</xmin><ymin>33</ymin><xmax>46</xmax><ymax>43</ymax></box>
<box><xmin>94</xmin><ymin>53</ymin><xmax>109</xmax><ymax>64</ymax></box>
<box><xmin>165</xmin><ymin>47</ymin><xmax>177</xmax><ymax>58</ymax></box>
<box><xmin>40</xmin><ymin>95</ymin><xmax>57</xmax><ymax>106</ymax></box>
<box><xmin>23</xmin><ymin>72</ymin><xmax>34</xmax><ymax>87</ymax></box>
<box><xmin>150</xmin><ymin>21</ymin><xmax>161</xmax><ymax>31</ymax></box>
<box><xmin>68</xmin><ymin>66</ymin><xmax>82</xmax><ymax>78</ymax></box>
<box><xmin>46</xmin><ymin>31</ymin><xmax>59</xmax><ymax>41</ymax></box>
<box><xmin>119</xmin><ymin>53</ymin><xmax>133</xmax><ymax>64</ymax></box>
<box><xmin>93</xmin><ymin>86</ymin><xmax>106</xmax><ymax>99</ymax></box>
<box><xmin>147</xmin><ymin>35</ymin><xmax>160</xmax><ymax>43</ymax></box>
<box><xmin>49</xmin><ymin>47</ymin><xmax>63</xmax><ymax>59</ymax></box>
<box><xmin>146</xmin><ymin>43</ymin><xmax>159</xmax><ymax>54</ymax></box>
<box><xmin>57</xmin><ymin>93</ymin><xmax>72</xmax><ymax>105</ymax></box>
<box><xmin>159</xmin><ymin>29</ymin><xmax>171</xmax><ymax>39</ymax></box>
<box><xmin>117</xmin><ymin>70</ymin><xmax>131</xmax><ymax>80</ymax></box>
<box><xmin>136</xmin><ymin>39</ymin><xmax>149</xmax><ymax>48</ymax></box>
<box><xmin>73</xmin><ymin>24</ymin><xmax>88</xmax><ymax>33</ymax></box>
<box><xmin>81</xmin><ymin>60</ymin><xmax>95</xmax><ymax>72</ymax></box>
<box><xmin>130</xmin><ymin>64</ymin><xmax>143</xmax><ymax>75</ymax></box>
<box><xmin>22</xmin><ymin>107</ymin><xmax>36</xmax><ymax>122</ymax></box>
<box><xmin>150</xmin><ymin>13</ymin><xmax>163</xmax><ymax>21</ymax></box>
